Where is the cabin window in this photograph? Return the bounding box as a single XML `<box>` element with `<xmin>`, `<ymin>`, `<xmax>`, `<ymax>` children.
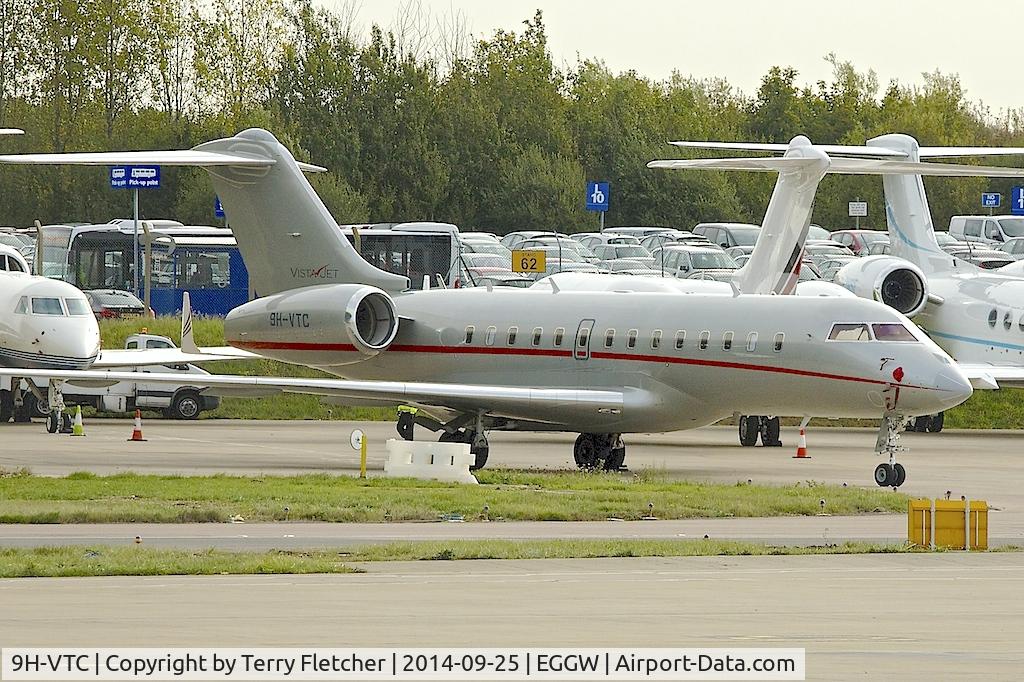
<box><xmin>651</xmin><ymin>329</ymin><xmax>662</xmax><ymax>349</ymax></box>
<box><xmin>723</xmin><ymin>331</ymin><xmax>734</xmax><ymax>351</ymax></box>
<box><xmin>578</xmin><ymin>328</ymin><xmax>589</xmax><ymax>347</ymax></box>
<box><xmin>773</xmin><ymin>332</ymin><xmax>785</xmax><ymax>352</ymax></box>
<box><xmin>746</xmin><ymin>332</ymin><xmax>758</xmax><ymax>352</ymax></box>
<box><xmin>627</xmin><ymin>329</ymin><xmax>638</xmax><ymax>349</ymax></box>
<box><xmin>13</xmin><ymin>296</ymin><xmax>27</xmax><ymax>314</ymax></box>
<box><xmin>507</xmin><ymin>326</ymin><xmax>518</xmax><ymax>345</ymax></box>
<box><xmin>31</xmin><ymin>297</ymin><xmax>65</xmax><ymax>316</ymax></box>
<box><xmin>828</xmin><ymin>323</ymin><xmax>871</xmax><ymax>341</ymax></box>
<box><xmin>699</xmin><ymin>331</ymin><xmax>710</xmax><ymax>350</ymax></box>
<box><xmin>485</xmin><ymin>326</ymin><xmax>496</xmax><ymax>346</ymax></box>
<box><xmin>989</xmin><ymin>309</ymin><xmax>998</xmax><ymax>328</ymax></box>
<box><xmin>604</xmin><ymin>329</ymin><xmax>615</xmax><ymax>348</ymax></box>
<box><xmin>674</xmin><ymin>331</ymin><xmax>686</xmax><ymax>349</ymax></box>
<box><xmin>1005</xmin><ymin>313</ymin><xmax>1013</xmax><ymax>331</ymax></box>
<box><xmin>464</xmin><ymin>326</ymin><xmax>475</xmax><ymax>344</ymax></box>
<box><xmin>872</xmin><ymin>324</ymin><xmax>918</xmax><ymax>342</ymax></box>
<box><xmin>554</xmin><ymin>327</ymin><xmax>565</xmax><ymax>346</ymax></box>
<box><xmin>532</xmin><ymin>327</ymin><xmax>542</xmax><ymax>346</ymax></box>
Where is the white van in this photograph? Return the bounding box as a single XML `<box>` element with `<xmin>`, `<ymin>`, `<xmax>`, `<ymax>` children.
<box><xmin>949</xmin><ymin>215</ymin><xmax>1024</xmax><ymax>245</ymax></box>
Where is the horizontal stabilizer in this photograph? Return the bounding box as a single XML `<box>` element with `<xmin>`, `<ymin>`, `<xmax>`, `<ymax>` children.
<box><xmin>649</xmin><ymin>156</ymin><xmax>1024</xmax><ymax>177</ymax></box>
<box><xmin>0</xmin><ymin>150</ymin><xmax>327</xmax><ymax>172</ymax></box>
<box><xmin>919</xmin><ymin>147</ymin><xmax>1024</xmax><ymax>157</ymax></box>
<box><xmin>670</xmin><ymin>140</ymin><xmax>907</xmax><ymax>157</ymax></box>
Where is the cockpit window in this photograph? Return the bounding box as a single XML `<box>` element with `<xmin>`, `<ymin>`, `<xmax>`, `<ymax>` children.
<box><xmin>14</xmin><ymin>296</ymin><xmax>28</xmax><ymax>314</ymax></box>
<box><xmin>828</xmin><ymin>323</ymin><xmax>871</xmax><ymax>341</ymax></box>
<box><xmin>31</xmin><ymin>297</ymin><xmax>65</xmax><ymax>316</ymax></box>
<box><xmin>872</xmin><ymin>323</ymin><xmax>918</xmax><ymax>342</ymax></box>
<box><xmin>64</xmin><ymin>298</ymin><xmax>91</xmax><ymax>316</ymax></box>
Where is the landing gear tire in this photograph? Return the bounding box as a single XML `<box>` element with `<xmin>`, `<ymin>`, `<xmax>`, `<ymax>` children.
<box><xmin>874</xmin><ymin>463</ymin><xmax>894</xmax><ymax>487</ymax></box>
<box><xmin>168</xmin><ymin>391</ymin><xmax>201</xmax><ymax>420</ymax></box>
<box><xmin>738</xmin><ymin>416</ymin><xmax>759</xmax><ymax>447</ymax></box>
<box><xmin>0</xmin><ymin>390</ymin><xmax>11</xmax><ymax>423</ymax></box>
<box><xmin>760</xmin><ymin>416</ymin><xmax>782</xmax><ymax>447</ymax></box>
<box><xmin>927</xmin><ymin>412</ymin><xmax>944</xmax><ymax>433</ymax></box>
<box><xmin>59</xmin><ymin>412</ymin><xmax>72</xmax><ymax>434</ymax></box>
<box><xmin>46</xmin><ymin>412</ymin><xmax>59</xmax><ymax>434</ymax></box>
<box><xmin>32</xmin><ymin>393</ymin><xmax>50</xmax><ymax>418</ymax></box>
<box><xmin>439</xmin><ymin>429</ymin><xmax>489</xmax><ymax>470</ymax></box>
<box><xmin>573</xmin><ymin>433</ymin><xmax>601</xmax><ymax>470</ymax></box>
<box><xmin>604</xmin><ymin>437</ymin><xmax>626</xmax><ymax>471</ymax></box>
<box><xmin>892</xmin><ymin>462</ymin><xmax>907</xmax><ymax>487</ymax></box>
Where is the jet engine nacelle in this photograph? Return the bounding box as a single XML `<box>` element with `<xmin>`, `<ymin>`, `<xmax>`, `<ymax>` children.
<box><xmin>833</xmin><ymin>256</ymin><xmax>929</xmax><ymax>318</ymax></box>
<box><xmin>224</xmin><ymin>283</ymin><xmax>398</xmax><ymax>365</ymax></box>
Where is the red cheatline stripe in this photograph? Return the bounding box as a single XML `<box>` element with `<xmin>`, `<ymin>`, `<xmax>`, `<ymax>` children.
<box><xmin>228</xmin><ymin>339</ymin><xmax>920</xmax><ymax>389</ymax></box>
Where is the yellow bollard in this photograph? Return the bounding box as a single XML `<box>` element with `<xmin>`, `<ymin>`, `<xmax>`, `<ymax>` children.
<box><xmin>360</xmin><ymin>436</ymin><xmax>367</xmax><ymax>479</ymax></box>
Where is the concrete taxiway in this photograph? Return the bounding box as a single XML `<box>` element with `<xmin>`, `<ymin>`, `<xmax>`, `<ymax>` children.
<box><xmin>1</xmin><ymin>553</ymin><xmax>1022</xmax><ymax>680</ymax></box>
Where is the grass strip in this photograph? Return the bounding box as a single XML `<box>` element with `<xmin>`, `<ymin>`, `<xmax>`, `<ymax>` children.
<box><xmin>0</xmin><ymin>546</ymin><xmax>359</xmax><ymax>578</ymax></box>
<box><xmin>0</xmin><ymin>469</ymin><xmax>906</xmax><ymax>523</ymax></box>
<box><xmin>0</xmin><ymin>540</ymin><xmax>927</xmax><ymax>578</ymax></box>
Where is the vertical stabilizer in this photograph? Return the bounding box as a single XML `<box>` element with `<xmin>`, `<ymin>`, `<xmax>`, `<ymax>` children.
<box><xmin>735</xmin><ymin>136</ymin><xmax>830</xmax><ymax>294</ymax></box>
<box><xmin>867</xmin><ymin>134</ymin><xmax>952</xmax><ymax>275</ymax></box>
<box><xmin>194</xmin><ymin>129</ymin><xmax>409</xmax><ymax>295</ymax></box>
<box><xmin>180</xmin><ymin>291</ymin><xmax>198</xmax><ymax>354</ymax></box>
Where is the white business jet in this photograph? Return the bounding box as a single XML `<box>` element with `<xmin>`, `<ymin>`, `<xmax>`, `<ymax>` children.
<box><xmin>0</xmin><ymin>130</ymin><xmax>974</xmax><ymax>486</ymax></box>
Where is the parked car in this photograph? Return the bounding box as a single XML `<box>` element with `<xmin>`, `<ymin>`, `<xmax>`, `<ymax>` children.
<box><xmin>866</xmin><ymin>239</ymin><xmax>891</xmax><ymax>256</ymax></box>
<box><xmin>692</xmin><ymin>222</ymin><xmax>761</xmax><ymax>249</ymax></box>
<box><xmin>499</xmin><ymin>231</ymin><xmax>567</xmax><ymax>249</ymax></box>
<box><xmin>461</xmin><ymin>239</ymin><xmax>513</xmax><ymax>259</ymax></box>
<box><xmin>950</xmin><ymin>215</ymin><xmax>1024</xmax><ymax>246</ymax></box>
<box><xmin>572</xmin><ymin>232</ymin><xmax>642</xmax><ymax>249</ymax></box>
<box><xmin>659</xmin><ymin>245</ymin><xmax>739</xmax><ymax>280</ymax></box>
<box><xmin>640</xmin><ymin>231</ymin><xmax>713</xmax><ymax>253</ymax></box>
<box><xmin>602</xmin><ymin>260</ymin><xmax>662</xmax><ymax>276</ymax></box>
<box><xmin>83</xmin><ymin>289</ymin><xmax>148</xmax><ymax>318</ymax></box>
<box><xmin>468</xmin><ymin>274</ymin><xmax>533</xmax><ymax>288</ymax></box>
<box><xmin>517</xmin><ymin>237</ymin><xmax>598</xmax><ymax>264</ymax></box>
<box><xmin>803</xmin><ymin>241</ymin><xmax>855</xmax><ymax>266</ymax></box>
<box><xmin>806</xmin><ymin>224</ymin><xmax>831</xmax><ymax>241</ymax></box>
<box><xmin>590</xmin><ymin>243</ymin><xmax>655</xmax><ymax>268</ymax></box>
<box><xmin>725</xmin><ymin>245</ymin><xmax>755</xmax><ymax>260</ymax></box>
<box><xmin>830</xmin><ymin>229</ymin><xmax>890</xmax><ymax>256</ymax></box>
<box><xmin>817</xmin><ymin>255</ymin><xmax>859</xmax><ymax>282</ymax></box>
<box><xmin>996</xmin><ymin>237</ymin><xmax>1024</xmax><ymax>260</ymax></box>
<box><xmin>601</xmin><ymin>226</ymin><xmax>677</xmax><ymax>239</ymax></box>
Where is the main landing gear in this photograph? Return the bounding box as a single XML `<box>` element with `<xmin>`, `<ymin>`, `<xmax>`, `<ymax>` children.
<box><xmin>907</xmin><ymin>412</ymin><xmax>944</xmax><ymax>433</ymax></box>
<box><xmin>573</xmin><ymin>433</ymin><xmax>626</xmax><ymax>471</ymax></box>
<box><xmin>738</xmin><ymin>415</ymin><xmax>782</xmax><ymax>447</ymax></box>
<box><xmin>873</xmin><ymin>413</ymin><xmax>908</xmax><ymax>488</ymax></box>
<box><xmin>396</xmin><ymin>407</ymin><xmax>490</xmax><ymax>470</ymax></box>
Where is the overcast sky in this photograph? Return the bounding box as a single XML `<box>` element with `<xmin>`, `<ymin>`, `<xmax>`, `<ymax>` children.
<box><xmin>320</xmin><ymin>0</ymin><xmax>1020</xmax><ymax>114</ymax></box>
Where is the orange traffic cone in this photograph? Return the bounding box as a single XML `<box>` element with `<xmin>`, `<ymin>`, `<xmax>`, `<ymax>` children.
<box><xmin>127</xmin><ymin>409</ymin><xmax>147</xmax><ymax>442</ymax></box>
<box><xmin>793</xmin><ymin>427</ymin><xmax>809</xmax><ymax>459</ymax></box>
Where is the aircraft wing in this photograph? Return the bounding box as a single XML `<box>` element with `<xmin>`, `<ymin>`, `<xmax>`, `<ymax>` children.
<box><xmin>93</xmin><ymin>347</ymin><xmax>258</xmax><ymax>368</ymax></box>
<box><xmin>956</xmin><ymin>364</ymin><xmax>1024</xmax><ymax>390</ymax></box>
<box><xmin>2</xmin><ymin>368</ymin><xmax>625</xmax><ymax>417</ymax></box>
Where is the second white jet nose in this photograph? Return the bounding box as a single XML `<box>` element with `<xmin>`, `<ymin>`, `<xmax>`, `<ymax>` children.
<box><xmin>933</xmin><ymin>368</ymin><xmax>974</xmax><ymax>410</ymax></box>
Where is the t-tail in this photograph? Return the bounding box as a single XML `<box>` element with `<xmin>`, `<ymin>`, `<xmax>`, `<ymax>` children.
<box><xmin>0</xmin><ymin>128</ymin><xmax>409</xmax><ymax>295</ymax></box>
<box><xmin>651</xmin><ymin>135</ymin><xmax>1024</xmax><ymax>290</ymax></box>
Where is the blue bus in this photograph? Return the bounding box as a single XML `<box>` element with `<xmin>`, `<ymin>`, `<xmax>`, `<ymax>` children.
<box><xmin>47</xmin><ymin>221</ymin><xmax>250</xmax><ymax>316</ymax></box>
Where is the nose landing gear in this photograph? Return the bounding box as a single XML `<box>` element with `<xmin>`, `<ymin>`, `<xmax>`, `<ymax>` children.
<box><xmin>874</xmin><ymin>413</ymin><xmax>909</xmax><ymax>488</ymax></box>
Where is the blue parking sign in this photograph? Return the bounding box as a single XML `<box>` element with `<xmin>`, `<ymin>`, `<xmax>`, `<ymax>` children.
<box><xmin>585</xmin><ymin>181</ymin><xmax>610</xmax><ymax>212</ymax></box>
<box><xmin>1012</xmin><ymin>187</ymin><xmax>1024</xmax><ymax>215</ymax></box>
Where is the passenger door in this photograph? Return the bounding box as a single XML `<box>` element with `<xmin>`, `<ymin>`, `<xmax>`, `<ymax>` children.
<box><xmin>574</xmin><ymin>319</ymin><xmax>595</xmax><ymax>360</ymax></box>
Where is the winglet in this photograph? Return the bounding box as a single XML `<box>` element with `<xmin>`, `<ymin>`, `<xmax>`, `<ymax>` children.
<box><xmin>181</xmin><ymin>292</ymin><xmax>199</xmax><ymax>354</ymax></box>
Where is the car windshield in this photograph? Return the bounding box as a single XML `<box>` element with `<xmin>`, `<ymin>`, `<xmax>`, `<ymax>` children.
<box><xmin>934</xmin><ymin>232</ymin><xmax>957</xmax><ymax>245</ymax></box>
<box><xmin>730</xmin><ymin>228</ymin><xmax>761</xmax><ymax>246</ymax></box>
<box><xmin>94</xmin><ymin>291</ymin><xmax>141</xmax><ymax>305</ymax></box>
<box><xmin>464</xmin><ymin>254</ymin><xmax>508</xmax><ymax>268</ymax></box>
<box><xmin>465</xmin><ymin>242</ymin><xmax>510</xmax><ymax>257</ymax></box>
<box><xmin>861</xmin><ymin>232</ymin><xmax>888</xmax><ymax>243</ymax></box>
<box><xmin>691</xmin><ymin>252</ymin><xmax>737</xmax><ymax>269</ymax></box>
<box><xmin>997</xmin><ymin>218</ymin><xmax>1024</xmax><ymax>237</ymax></box>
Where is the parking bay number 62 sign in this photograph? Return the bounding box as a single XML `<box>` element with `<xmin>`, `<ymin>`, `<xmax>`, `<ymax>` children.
<box><xmin>512</xmin><ymin>249</ymin><xmax>546</xmax><ymax>273</ymax></box>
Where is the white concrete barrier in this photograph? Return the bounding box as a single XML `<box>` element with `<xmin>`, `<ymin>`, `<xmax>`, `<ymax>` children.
<box><xmin>383</xmin><ymin>439</ymin><xmax>478</xmax><ymax>484</ymax></box>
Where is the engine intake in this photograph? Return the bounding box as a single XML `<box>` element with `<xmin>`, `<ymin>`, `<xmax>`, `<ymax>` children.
<box><xmin>834</xmin><ymin>256</ymin><xmax>928</xmax><ymax>317</ymax></box>
<box><xmin>345</xmin><ymin>287</ymin><xmax>398</xmax><ymax>353</ymax></box>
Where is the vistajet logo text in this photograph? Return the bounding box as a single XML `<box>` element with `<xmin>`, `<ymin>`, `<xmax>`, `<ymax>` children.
<box><xmin>290</xmin><ymin>265</ymin><xmax>340</xmax><ymax>280</ymax></box>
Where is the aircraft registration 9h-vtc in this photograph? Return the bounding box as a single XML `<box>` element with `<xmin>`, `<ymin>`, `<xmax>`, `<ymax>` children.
<box><xmin>0</xmin><ymin>129</ymin><xmax>978</xmax><ymax>488</ymax></box>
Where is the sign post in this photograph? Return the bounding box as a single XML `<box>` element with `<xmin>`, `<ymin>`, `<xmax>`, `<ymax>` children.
<box><xmin>848</xmin><ymin>199</ymin><xmax>868</xmax><ymax>229</ymax></box>
<box><xmin>586</xmin><ymin>181</ymin><xmax>610</xmax><ymax>229</ymax></box>
<box><xmin>110</xmin><ymin>165</ymin><xmax>161</xmax><ymax>298</ymax></box>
